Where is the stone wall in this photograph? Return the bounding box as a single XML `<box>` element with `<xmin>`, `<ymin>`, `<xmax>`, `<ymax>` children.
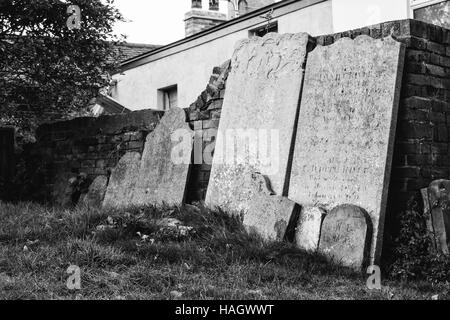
<box><xmin>19</xmin><ymin>110</ymin><xmax>163</xmax><ymax>203</ymax></box>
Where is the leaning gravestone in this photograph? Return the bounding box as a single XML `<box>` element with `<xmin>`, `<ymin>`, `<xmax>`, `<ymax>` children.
<box><xmin>80</xmin><ymin>175</ymin><xmax>108</xmax><ymax>208</ymax></box>
<box><xmin>318</xmin><ymin>204</ymin><xmax>372</xmax><ymax>270</ymax></box>
<box><xmin>206</xmin><ymin>32</ymin><xmax>312</xmax><ymax>214</ymax></box>
<box><xmin>243</xmin><ymin>172</ymin><xmax>300</xmax><ymax>241</ymax></box>
<box><xmin>288</xmin><ymin>36</ymin><xmax>405</xmax><ymax>264</ymax></box>
<box><xmin>422</xmin><ymin>180</ymin><xmax>450</xmax><ymax>254</ymax></box>
<box><xmin>131</xmin><ymin>107</ymin><xmax>194</xmax><ymax>206</ymax></box>
<box><xmin>295</xmin><ymin>206</ymin><xmax>326</xmax><ymax>252</ymax></box>
<box><xmin>103</xmin><ymin>152</ymin><xmax>141</xmax><ymax>208</ymax></box>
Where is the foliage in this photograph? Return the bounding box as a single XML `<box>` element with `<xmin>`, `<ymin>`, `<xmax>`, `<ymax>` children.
<box><xmin>389</xmin><ymin>197</ymin><xmax>450</xmax><ymax>284</ymax></box>
<box><xmin>0</xmin><ymin>0</ymin><xmax>124</xmax><ymax>142</ymax></box>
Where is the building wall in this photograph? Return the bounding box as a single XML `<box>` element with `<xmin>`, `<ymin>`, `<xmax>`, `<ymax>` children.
<box><xmin>112</xmin><ymin>0</ymin><xmax>334</xmax><ymax>111</ymax></box>
<box><xmin>331</xmin><ymin>0</ymin><xmax>409</xmax><ymax>33</ymax></box>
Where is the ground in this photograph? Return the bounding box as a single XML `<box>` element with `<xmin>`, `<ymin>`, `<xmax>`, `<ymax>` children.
<box><xmin>0</xmin><ymin>202</ymin><xmax>448</xmax><ymax>300</ymax></box>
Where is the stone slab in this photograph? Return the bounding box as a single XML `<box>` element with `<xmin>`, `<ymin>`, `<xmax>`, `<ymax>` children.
<box><xmin>318</xmin><ymin>204</ymin><xmax>372</xmax><ymax>270</ymax></box>
<box><xmin>288</xmin><ymin>35</ymin><xmax>405</xmax><ymax>264</ymax></box>
<box><xmin>80</xmin><ymin>175</ymin><xmax>108</xmax><ymax>208</ymax></box>
<box><xmin>295</xmin><ymin>206</ymin><xmax>326</xmax><ymax>252</ymax></box>
<box><xmin>102</xmin><ymin>152</ymin><xmax>141</xmax><ymax>208</ymax></box>
<box><xmin>426</xmin><ymin>180</ymin><xmax>450</xmax><ymax>254</ymax></box>
<box><xmin>206</xmin><ymin>32</ymin><xmax>311</xmax><ymax>213</ymax></box>
<box><xmin>131</xmin><ymin>107</ymin><xmax>194</xmax><ymax>206</ymax></box>
<box><xmin>243</xmin><ymin>172</ymin><xmax>300</xmax><ymax>241</ymax></box>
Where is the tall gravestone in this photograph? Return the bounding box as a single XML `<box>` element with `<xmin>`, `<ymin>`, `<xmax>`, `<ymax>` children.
<box><xmin>103</xmin><ymin>108</ymin><xmax>194</xmax><ymax>208</ymax></box>
<box><xmin>206</xmin><ymin>32</ymin><xmax>312</xmax><ymax>215</ymax></box>
<box><xmin>132</xmin><ymin>107</ymin><xmax>194</xmax><ymax>206</ymax></box>
<box><xmin>289</xmin><ymin>36</ymin><xmax>405</xmax><ymax>264</ymax></box>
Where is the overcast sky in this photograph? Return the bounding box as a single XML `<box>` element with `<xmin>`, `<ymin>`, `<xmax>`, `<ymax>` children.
<box><xmin>112</xmin><ymin>0</ymin><xmax>228</xmax><ymax>45</ymax></box>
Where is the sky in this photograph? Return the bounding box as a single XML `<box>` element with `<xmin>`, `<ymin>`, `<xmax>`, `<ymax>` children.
<box><xmin>112</xmin><ymin>0</ymin><xmax>228</xmax><ymax>45</ymax></box>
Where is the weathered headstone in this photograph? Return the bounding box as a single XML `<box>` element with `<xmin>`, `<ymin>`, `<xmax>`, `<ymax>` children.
<box><xmin>288</xmin><ymin>35</ymin><xmax>405</xmax><ymax>263</ymax></box>
<box><xmin>295</xmin><ymin>206</ymin><xmax>326</xmax><ymax>252</ymax></box>
<box><xmin>206</xmin><ymin>32</ymin><xmax>312</xmax><ymax>214</ymax></box>
<box><xmin>80</xmin><ymin>175</ymin><xmax>108</xmax><ymax>208</ymax></box>
<box><xmin>131</xmin><ymin>107</ymin><xmax>194</xmax><ymax>206</ymax></box>
<box><xmin>318</xmin><ymin>204</ymin><xmax>372</xmax><ymax>270</ymax></box>
<box><xmin>423</xmin><ymin>180</ymin><xmax>450</xmax><ymax>254</ymax></box>
<box><xmin>243</xmin><ymin>172</ymin><xmax>300</xmax><ymax>241</ymax></box>
<box><xmin>103</xmin><ymin>152</ymin><xmax>141</xmax><ymax>208</ymax></box>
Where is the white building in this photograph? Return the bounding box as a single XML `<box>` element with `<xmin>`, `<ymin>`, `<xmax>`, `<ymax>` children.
<box><xmin>111</xmin><ymin>0</ymin><xmax>449</xmax><ymax>111</ymax></box>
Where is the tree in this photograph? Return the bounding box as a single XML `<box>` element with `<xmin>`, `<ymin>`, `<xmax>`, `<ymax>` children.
<box><xmin>0</xmin><ymin>0</ymin><xmax>124</xmax><ymax>143</ymax></box>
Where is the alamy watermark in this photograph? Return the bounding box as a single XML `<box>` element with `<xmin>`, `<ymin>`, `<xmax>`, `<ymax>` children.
<box><xmin>170</xmin><ymin>127</ymin><xmax>281</xmax><ymax>175</ymax></box>
<box><xmin>67</xmin><ymin>5</ymin><xmax>81</xmax><ymax>30</ymax></box>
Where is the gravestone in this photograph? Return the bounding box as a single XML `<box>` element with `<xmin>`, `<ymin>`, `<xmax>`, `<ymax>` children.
<box><xmin>422</xmin><ymin>180</ymin><xmax>450</xmax><ymax>254</ymax></box>
<box><xmin>288</xmin><ymin>35</ymin><xmax>405</xmax><ymax>264</ymax></box>
<box><xmin>243</xmin><ymin>172</ymin><xmax>300</xmax><ymax>241</ymax></box>
<box><xmin>103</xmin><ymin>152</ymin><xmax>141</xmax><ymax>208</ymax></box>
<box><xmin>80</xmin><ymin>175</ymin><xmax>108</xmax><ymax>208</ymax></box>
<box><xmin>295</xmin><ymin>206</ymin><xmax>326</xmax><ymax>251</ymax></box>
<box><xmin>131</xmin><ymin>107</ymin><xmax>194</xmax><ymax>206</ymax></box>
<box><xmin>206</xmin><ymin>32</ymin><xmax>312</xmax><ymax>214</ymax></box>
<box><xmin>318</xmin><ymin>204</ymin><xmax>372</xmax><ymax>270</ymax></box>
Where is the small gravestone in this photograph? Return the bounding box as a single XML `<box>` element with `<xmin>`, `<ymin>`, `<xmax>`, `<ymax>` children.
<box><xmin>206</xmin><ymin>32</ymin><xmax>312</xmax><ymax>213</ymax></box>
<box><xmin>288</xmin><ymin>35</ymin><xmax>405</xmax><ymax>264</ymax></box>
<box><xmin>131</xmin><ymin>107</ymin><xmax>194</xmax><ymax>206</ymax></box>
<box><xmin>103</xmin><ymin>152</ymin><xmax>141</xmax><ymax>208</ymax></box>
<box><xmin>423</xmin><ymin>180</ymin><xmax>450</xmax><ymax>254</ymax></box>
<box><xmin>80</xmin><ymin>175</ymin><xmax>108</xmax><ymax>208</ymax></box>
<box><xmin>318</xmin><ymin>204</ymin><xmax>372</xmax><ymax>270</ymax></box>
<box><xmin>295</xmin><ymin>206</ymin><xmax>326</xmax><ymax>252</ymax></box>
<box><xmin>243</xmin><ymin>172</ymin><xmax>300</xmax><ymax>241</ymax></box>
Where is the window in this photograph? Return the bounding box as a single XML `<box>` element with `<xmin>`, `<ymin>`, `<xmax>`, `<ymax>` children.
<box><xmin>410</xmin><ymin>0</ymin><xmax>450</xmax><ymax>29</ymax></box>
<box><xmin>158</xmin><ymin>85</ymin><xmax>178</xmax><ymax>110</ymax></box>
<box><xmin>209</xmin><ymin>0</ymin><xmax>219</xmax><ymax>11</ymax></box>
<box><xmin>249</xmin><ymin>21</ymin><xmax>278</xmax><ymax>38</ymax></box>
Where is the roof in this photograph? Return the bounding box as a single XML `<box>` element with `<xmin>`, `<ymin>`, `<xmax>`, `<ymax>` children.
<box><xmin>112</xmin><ymin>42</ymin><xmax>162</xmax><ymax>63</ymax></box>
<box><xmin>117</xmin><ymin>0</ymin><xmax>323</xmax><ymax>72</ymax></box>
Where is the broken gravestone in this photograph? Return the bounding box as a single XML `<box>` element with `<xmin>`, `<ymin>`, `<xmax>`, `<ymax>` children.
<box><xmin>206</xmin><ymin>32</ymin><xmax>312</xmax><ymax>214</ymax></box>
<box><xmin>295</xmin><ymin>206</ymin><xmax>326</xmax><ymax>252</ymax></box>
<box><xmin>131</xmin><ymin>107</ymin><xmax>194</xmax><ymax>206</ymax></box>
<box><xmin>103</xmin><ymin>152</ymin><xmax>141</xmax><ymax>208</ymax></box>
<box><xmin>318</xmin><ymin>204</ymin><xmax>372</xmax><ymax>270</ymax></box>
<box><xmin>421</xmin><ymin>180</ymin><xmax>450</xmax><ymax>254</ymax></box>
<box><xmin>288</xmin><ymin>35</ymin><xmax>405</xmax><ymax>264</ymax></box>
<box><xmin>79</xmin><ymin>175</ymin><xmax>108</xmax><ymax>208</ymax></box>
<box><xmin>243</xmin><ymin>172</ymin><xmax>300</xmax><ymax>241</ymax></box>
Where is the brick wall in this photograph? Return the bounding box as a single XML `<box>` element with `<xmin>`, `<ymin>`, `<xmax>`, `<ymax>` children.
<box><xmin>186</xmin><ymin>60</ymin><xmax>231</xmax><ymax>202</ymax></box>
<box><xmin>19</xmin><ymin>110</ymin><xmax>163</xmax><ymax>203</ymax></box>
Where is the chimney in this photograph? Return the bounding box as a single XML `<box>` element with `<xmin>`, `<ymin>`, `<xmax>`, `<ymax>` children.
<box><xmin>228</xmin><ymin>0</ymin><xmax>276</xmax><ymax>19</ymax></box>
<box><xmin>185</xmin><ymin>0</ymin><xmax>227</xmax><ymax>37</ymax></box>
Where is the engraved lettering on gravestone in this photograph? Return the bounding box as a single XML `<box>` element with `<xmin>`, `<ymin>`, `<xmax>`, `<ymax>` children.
<box><xmin>289</xmin><ymin>36</ymin><xmax>405</xmax><ymax>264</ymax></box>
<box><xmin>206</xmin><ymin>33</ymin><xmax>311</xmax><ymax>215</ymax></box>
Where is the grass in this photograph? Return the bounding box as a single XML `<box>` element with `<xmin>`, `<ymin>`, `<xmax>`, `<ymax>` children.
<box><xmin>0</xmin><ymin>201</ymin><xmax>448</xmax><ymax>300</ymax></box>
